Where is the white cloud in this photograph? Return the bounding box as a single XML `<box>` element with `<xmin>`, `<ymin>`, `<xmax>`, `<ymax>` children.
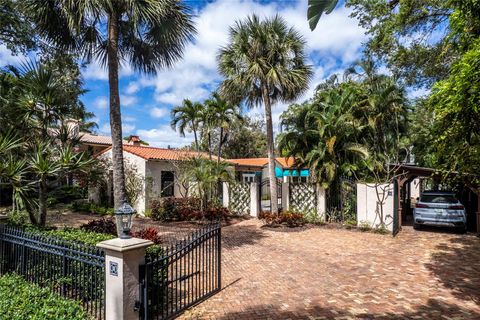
<box><xmin>128</xmin><ymin>0</ymin><xmax>366</xmax><ymax>124</ymax></box>
<box><xmin>125</xmin><ymin>82</ymin><xmax>140</xmax><ymax>94</ymax></box>
<box><xmin>83</xmin><ymin>60</ymin><xmax>134</xmax><ymax>80</ymax></box>
<box><xmin>98</xmin><ymin>122</ymin><xmax>135</xmax><ymax>135</ymax></box>
<box><xmin>122</xmin><ymin>123</ymin><xmax>135</xmax><ymax>134</ymax></box>
<box><xmin>150</xmin><ymin>107</ymin><xmax>169</xmax><ymax>119</ymax></box>
<box><xmin>94</xmin><ymin>96</ymin><xmax>108</xmax><ymax>109</ymax></box>
<box><xmin>0</xmin><ymin>45</ymin><xmax>24</xmax><ymax>66</ymax></box>
<box><xmin>120</xmin><ymin>94</ymin><xmax>138</xmax><ymax>107</ymax></box>
<box><xmin>123</xmin><ymin>115</ymin><xmax>136</xmax><ymax>122</ymax></box>
<box><xmin>137</xmin><ymin>125</ymin><xmax>193</xmax><ymax>148</ymax></box>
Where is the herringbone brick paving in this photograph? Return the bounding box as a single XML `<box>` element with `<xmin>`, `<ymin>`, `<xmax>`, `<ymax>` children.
<box><xmin>180</xmin><ymin>219</ymin><xmax>480</xmax><ymax>319</ymax></box>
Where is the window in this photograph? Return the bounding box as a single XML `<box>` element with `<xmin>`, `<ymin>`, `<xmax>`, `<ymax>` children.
<box><xmin>420</xmin><ymin>194</ymin><xmax>457</xmax><ymax>203</ymax></box>
<box><xmin>161</xmin><ymin>171</ymin><xmax>174</xmax><ymax>197</ymax></box>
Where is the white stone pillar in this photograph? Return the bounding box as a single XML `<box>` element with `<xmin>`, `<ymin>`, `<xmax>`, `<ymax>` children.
<box><xmin>222</xmin><ymin>182</ymin><xmax>229</xmax><ymax>208</ymax></box>
<box><xmin>97</xmin><ymin>238</ymin><xmax>153</xmax><ymax>320</ymax></box>
<box><xmin>250</xmin><ymin>182</ymin><xmax>260</xmax><ymax>217</ymax></box>
<box><xmin>316</xmin><ymin>184</ymin><xmax>326</xmax><ymax>221</ymax></box>
<box><xmin>281</xmin><ymin>182</ymin><xmax>290</xmax><ymax>211</ymax></box>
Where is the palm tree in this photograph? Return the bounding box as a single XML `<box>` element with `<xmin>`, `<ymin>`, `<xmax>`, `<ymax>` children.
<box><xmin>218</xmin><ymin>15</ymin><xmax>313</xmax><ymax>214</ymax></box>
<box><xmin>204</xmin><ymin>92</ymin><xmax>242</xmax><ymax>162</ymax></box>
<box><xmin>278</xmin><ymin>88</ymin><xmax>369</xmax><ymax>188</ymax></box>
<box><xmin>307</xmin><ymin>0</ymin><xmax>339</xmax><ymax>30</ymax></box>
<box><xmin>26</xmin><ymin>0</ymin><xmax>196</xmax><ymax>208</ymax></box>
<box><xmin>171</xmin><ymin>99</ymin><xmax>203</xmax><ymax>151</ymax></box>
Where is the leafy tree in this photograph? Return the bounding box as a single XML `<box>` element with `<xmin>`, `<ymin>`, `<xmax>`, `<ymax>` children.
<box><xmin>0</xmin><ymin>0</ymin><xmax>37</xmax><ymax>53</ymax></box>
<box><xmin>421</xmin><ymin>39</ymin><xmax>480</xmax><ymax>188</ymax></box>
<box><xmin>346</xmin><ymin>0</ymin><xmax>480</xmax><ymax>87</ymax></box>
<box><xmin>218</xmin><ymin>14</ymin><xmax>313</xmax><ymax>214</ymax></box>
<box><xmin>171</xmin><ymin>99</ymin><xmax>203</xmax><ymax>151</ymax></box>
<box><xmin>26</xmin><ymin>0</ymin><xmax>196</xmax><ymax>208</ymax></box>
<box><xmin>218</xmin><ymin>116</ymin><xmax>267</xmax><ymax>159</ymax></box>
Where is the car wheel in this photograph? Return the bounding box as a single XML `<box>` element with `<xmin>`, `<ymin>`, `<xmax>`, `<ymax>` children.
<box><xmin>457</xmin><ymin>226</ymin><xmax>467</xmax><ymax>234</ymax></box>
<box><xmin>413</xmin><ymin>223</ymin><xmax>421</xmax><ymax>230</ymax></box>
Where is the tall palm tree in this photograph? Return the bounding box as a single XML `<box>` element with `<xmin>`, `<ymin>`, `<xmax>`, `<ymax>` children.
<box><xmin>171</xmin><ymin>99</ymin><xmax>203</xmax><ymax>151</ymax></box>
<box><xmin>204</xmin><ymin>92</ymin><xmax>242</xmax><ymax>162</ymax></box>
<box><xmin>218</xmin><ymin>15</ymin><xmax>313</xmax><ymax>214</ymax></box>
<box><xmin>26</xmin><ymin>0</ymin><xmax>196</xmax><ymax>208</ymax></box>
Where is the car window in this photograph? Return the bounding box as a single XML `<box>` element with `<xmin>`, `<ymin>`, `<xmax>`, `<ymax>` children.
<box><xmin>420</xmin><ymin>194</ymin><xmax>457</xmax><ymax>203</ymax></box>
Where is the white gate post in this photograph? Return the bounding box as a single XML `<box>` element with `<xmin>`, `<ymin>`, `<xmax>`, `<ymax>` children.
<box><xmin>316</xmin><ymin>183</ymin><xmax>326</xmax><ymax>221</ymax></box>
<box><xmin>282</xmin><ymin>182</ymin><xmax>290</xmax><ymax>211</ymax></box>
<box><xmin>222</xmin><ymin>182</ymin><xmax>230</xmax><ymax>208</ymax></box>
<box><xmin>250</xmin><ymin>182</ymin><xmax>260</xmax><ymax>217</ymax></box>
<box><xmin>97</xmin><ymin>238</ymin><xmax>153</xmax><ymax>320</ymax></box>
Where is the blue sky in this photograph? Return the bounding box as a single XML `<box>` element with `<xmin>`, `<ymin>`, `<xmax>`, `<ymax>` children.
<box><xmin>0</xmin><ymin>0</ymin><xmax>370</xmax><ymax>147</ymax></box>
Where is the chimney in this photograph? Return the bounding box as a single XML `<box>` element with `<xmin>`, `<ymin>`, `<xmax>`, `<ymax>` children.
<box><xmin>128</xmin><ymin>135</ymin><xmax>142</xmax><ymax>146</ymax></box>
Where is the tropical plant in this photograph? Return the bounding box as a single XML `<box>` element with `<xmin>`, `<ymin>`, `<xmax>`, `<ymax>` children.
<box><xmin>183</xmin><ymin>157</ymin><xmax>232</xmax><ymax>212</ymax></box>
<box><xmin>204</xmin><ymin>92</ymin><xmax>242</xmax><ymax>162</ymax></box>
<box><xmin>278</xmin><ymin>85</ymin><xmax>368</xmax><ymax>187</ymax></box>
<box><xmin>171</xmin><ymin>99</ymin><xmax>204</xmax><ymax>151</ymax></box>
<box><xmin>26</xmin><ymin>0</ymin><xmax>196</xmax><ymax>209</ymax></box>
<box><xmin>218</xmin><ymin>14</ymin><xmax>313</xmax><ymax>214</ymax></box>
<box><xmin>307</xmin><ymin>0</ymin><xmax>339</xmax><ymax>30</ymax></box>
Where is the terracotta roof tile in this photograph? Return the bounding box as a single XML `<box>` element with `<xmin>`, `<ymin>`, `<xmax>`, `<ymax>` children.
<box><xmin>79</xmin><ymin>133</ymin><xmax>113</xmax><ymax>145</ymax></box>
<box><xmin>227</xmin><ymin>157</ymin><xmax>297</xmax><ymax>168</ymax></box>
<box><xmin>98</xmin><ymin>145</ymin><xmax>214</xmax><ymax>161</ymax></box>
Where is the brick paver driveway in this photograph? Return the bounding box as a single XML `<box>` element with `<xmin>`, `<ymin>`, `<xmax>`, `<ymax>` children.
<box><xmin>181</xmin><ymin>219</ymin><xmax>480</xmax><ymax>319</ymax></box>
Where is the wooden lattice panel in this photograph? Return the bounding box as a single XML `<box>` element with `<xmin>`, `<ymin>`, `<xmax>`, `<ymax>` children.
<box><xmin>229</xmin><ymin>182</ymin><xmax>250</xmax><ymax>215</ymax></box>
<box><xmin>290</xmin><ymin>183</ymin><xmax>317</xmax><ymax>214</ymax></box>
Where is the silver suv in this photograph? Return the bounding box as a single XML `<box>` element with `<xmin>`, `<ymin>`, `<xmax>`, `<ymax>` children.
<box><xmin>413</xmin><ymin>191</ymin><xmax>466</xmax><ymax>232</ymax></box>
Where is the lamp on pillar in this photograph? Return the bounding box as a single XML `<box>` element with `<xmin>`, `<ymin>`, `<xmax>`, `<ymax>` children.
<box><xmin>114</xmin><ymin>203</ymin><xmax>135</xmax><ymax>239</ymax></box>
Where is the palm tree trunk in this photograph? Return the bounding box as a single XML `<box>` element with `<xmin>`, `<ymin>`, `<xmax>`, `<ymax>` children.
<box><xmin>217</xmin><ymin>127</ymin><xmax>223</xmax><ymax>163</ymax></box>
<box><xmin>193</xmin><ymin>124</ymin><xmax>199</xmax><ymax>151</ymax></box>
<box><xmin>38</xmin><ymin>177</ymin><xmax>47</xmax><ymax>226</ymax></box>
<box><xmin>261</xmin><ymin>84</ymin><xmax>278</xmax><ymax>214</ymax></box>
<box><xmin>208</xmin><ymin>132</ymin><xmax>212</xmax><ymax>161</ymax></box>
<box><xmin>107</xmin><ymin>12</ymin><xmax>127</xmax><ymax>209</ymax></box>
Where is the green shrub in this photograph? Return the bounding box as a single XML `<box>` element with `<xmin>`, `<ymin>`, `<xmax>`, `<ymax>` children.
<box><xmin>304</xmin><ymin>210</ymin><xmax>325</xmax><ymax>225</ymax></box>
<box><xmin>69</xmin><ymin>202</ymin><xmax>113</xmax><ymax>216</ymax></box>
<box><xmin>25</xmin><ymin>225</ymin><xmax>115</xmax><ymax>246</ymax></box>
<box><xmin>358</xmin><ymin>221</ymin><xmax>372</xmax><ymax>232</ymax></box>
<box><xmin>0</xmin><ymin>274</ymin><xmax>89</xmax><ymax>320</ymax></box>
<box><xmin>343</xmin><ymin>219</ymin><xmax>357</xmax><ymax>229</ymax></box>
<box><xmin>49</xmin><ymin>185</ymin><xmax>86</xmax><ymax>204</ymax></box>
<box><xmin>149</xmin><ymin>200</ymin><xmax>165</xmax><ymax>220</ymax></box>
<box><xmin>6</xmin><ymin>210</ymin><xmax>29</xmax><ymax>226</ymax></box>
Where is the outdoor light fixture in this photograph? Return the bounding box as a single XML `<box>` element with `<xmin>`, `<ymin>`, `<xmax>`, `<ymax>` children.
<box><xmin>114</xmin><ymin>202</ymin><xmax>135</xmax><ymax>239</ymax></box>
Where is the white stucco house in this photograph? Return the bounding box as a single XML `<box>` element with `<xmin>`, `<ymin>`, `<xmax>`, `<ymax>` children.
<box><xmin>95</xmin><ymin>144</ymin><xmax>212</xmax><ymax>214</ymax></box>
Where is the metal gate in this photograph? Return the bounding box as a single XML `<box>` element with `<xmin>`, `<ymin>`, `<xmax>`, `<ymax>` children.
<box><xmin>325</xmin><ymin>176</ymin><xmax>357</xmax><ymax>222</ymax></box>
<box><xmin>259</xmin><ymin>178</ymin><xmax>282</xmax><ymax>212</ymax></box>
<box><xmin>139</xmin><ymin>224</ymin><xmax>221</xmax><ymax>320</ymax></box>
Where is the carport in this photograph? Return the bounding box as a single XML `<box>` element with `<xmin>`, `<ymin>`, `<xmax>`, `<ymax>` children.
<box><xmin>391</xmin><ymin>164</ymin><xmax>480</xmax><ymax>235</ymax></box>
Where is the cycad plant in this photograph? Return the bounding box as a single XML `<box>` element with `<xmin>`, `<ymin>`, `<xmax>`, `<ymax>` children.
<box><xmin>218</xmin><ymin>15</ymin><xmax>312</xmax><ymax>214</ymax></box>
<box><xmin>26</xmin><ymin>0</ymin><xmax>196</xmax><ymax>208</ymax></box>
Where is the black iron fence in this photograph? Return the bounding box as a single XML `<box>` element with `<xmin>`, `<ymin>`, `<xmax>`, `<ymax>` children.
<box><xmin>139</xmin><ymin>223</ymin><xmax>221</xmax><ymax>320</ymax></box>
<box><xmin>0</xmin><ymin>225</ymin><xmax>105</xmax><ymax>319</ymax></box>
<box><xmin>326</xmin><ymin>176</ymin><xmax>357</xmax><ymax>223</ymax></box>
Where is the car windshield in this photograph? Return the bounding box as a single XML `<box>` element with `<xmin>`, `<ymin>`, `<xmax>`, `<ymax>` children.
<box><xmin>420</xmin><ymin>194</ymin><xmax>458</xmax><ymax>203</ymax></box>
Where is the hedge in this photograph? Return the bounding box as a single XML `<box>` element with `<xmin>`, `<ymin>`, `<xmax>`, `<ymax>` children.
<box><xmin>0</xmin><ymin>274</ymin><xmax>89</xmax><ymax>320</ymax></box>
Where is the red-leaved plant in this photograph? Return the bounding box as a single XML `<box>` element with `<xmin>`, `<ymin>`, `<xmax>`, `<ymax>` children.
<box><xmin>131</xmin><ymin>228</ymin><xmax>162</xmax><ymax>244</ymax></box>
